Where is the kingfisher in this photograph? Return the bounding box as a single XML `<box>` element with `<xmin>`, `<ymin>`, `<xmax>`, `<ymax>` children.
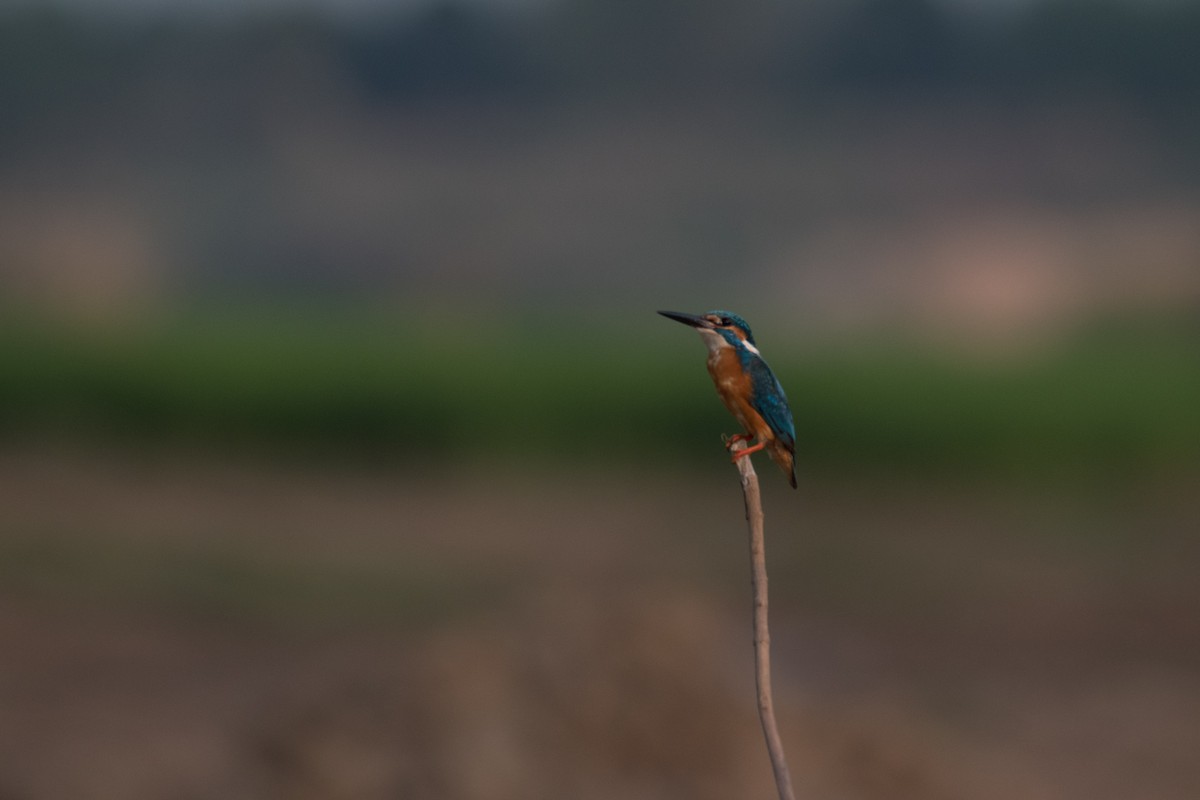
<box><xmin>659</xmin><ymin>310</ymin><xmax>797</xmax><ymax>488</ymax></box>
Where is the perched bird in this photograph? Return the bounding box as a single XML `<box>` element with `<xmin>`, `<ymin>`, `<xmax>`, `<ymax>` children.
<box><xmin>659</xmin><ymin>310</ymin><xmax>797</xmax><ymax>488</ymax></box>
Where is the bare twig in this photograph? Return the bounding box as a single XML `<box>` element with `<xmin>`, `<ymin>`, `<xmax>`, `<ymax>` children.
<box><xmin>728</xmin><ymin>437</ymin><xmax>796</xmax><ymax>800</ymax></box>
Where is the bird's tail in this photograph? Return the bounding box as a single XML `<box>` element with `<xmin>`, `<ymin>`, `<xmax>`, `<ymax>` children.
<box><xmin>768</xmin><ymin>440</ymin><xmax>797</xmax><ymax>489</ymax></box>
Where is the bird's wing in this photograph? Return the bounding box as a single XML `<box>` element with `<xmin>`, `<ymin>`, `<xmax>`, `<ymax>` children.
<box><xmin>747</xmin><ymin>356</ymin><xmax>796</xmax><ymax>452</ymax></box>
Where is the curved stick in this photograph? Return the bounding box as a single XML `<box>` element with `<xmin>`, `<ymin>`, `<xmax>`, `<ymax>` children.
<box><xmin>729</xmin><ymin>438</ymin><xmax>796</xmax><ymax>800</ymax></box>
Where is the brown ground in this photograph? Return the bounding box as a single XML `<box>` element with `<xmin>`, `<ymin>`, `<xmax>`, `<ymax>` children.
<box><xmin>0</xmin><ymin>446</ymin><xmax>1197</xmax><ymax>799</ymax></box>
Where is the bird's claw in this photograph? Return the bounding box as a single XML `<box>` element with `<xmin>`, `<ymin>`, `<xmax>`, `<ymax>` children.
<box><xmin>730</xmin><ymin>441</ymin><xmax>766</xmax><ymax>462</ymax></box>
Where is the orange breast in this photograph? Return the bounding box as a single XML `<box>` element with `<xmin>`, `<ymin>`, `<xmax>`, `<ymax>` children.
<box><xmin>706</xmin><ymin>349</ymin><xmax>774</xmax><ymax>442</ymax></box>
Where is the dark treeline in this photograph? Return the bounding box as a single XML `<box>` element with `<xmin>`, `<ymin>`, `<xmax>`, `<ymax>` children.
<box><xmin>4</xmin><ymin>0</ymin><xmax>1200</xmax><ymax>138</ymax></box>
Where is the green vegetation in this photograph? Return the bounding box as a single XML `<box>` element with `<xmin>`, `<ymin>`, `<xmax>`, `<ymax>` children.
<box><xmin>2</xmin><ymin>314</ymin><xmax>1197</xmax><ymax>475</ymax></box>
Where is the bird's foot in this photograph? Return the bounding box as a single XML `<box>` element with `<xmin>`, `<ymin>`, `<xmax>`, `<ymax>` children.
<box><xmin>730</xmin><ymin>441</ymin><xmax>766</xmax><ymax>461</ymax></box>
<box><xmin>722</xmin><ymin>433</ymin><xmax>752</xmax><ymax>449</ymax></box>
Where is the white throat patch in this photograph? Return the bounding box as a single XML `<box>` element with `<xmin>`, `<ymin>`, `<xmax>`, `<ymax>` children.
<box><xmin>697</xmin><ymin>328</ymin><xmax>724</xmax><ymax>355</ymax></box>
<box><xmin>698</xmin><ymin>328</ymin><xmax>760</xmax><ymax>357</ymax></box>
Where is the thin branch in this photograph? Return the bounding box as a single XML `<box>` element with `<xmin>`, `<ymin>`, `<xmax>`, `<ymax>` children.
<box><xmin>729</xmin><ymin>437</ymin><xmax>796</xmax><ymax>800</ymax></box>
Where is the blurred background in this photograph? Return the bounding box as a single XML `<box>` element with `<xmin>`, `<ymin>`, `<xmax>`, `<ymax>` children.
<box><xmin>1</xmin><ymin>0</ymin><xmax>1198</xmax><ymax>797</ymax></box>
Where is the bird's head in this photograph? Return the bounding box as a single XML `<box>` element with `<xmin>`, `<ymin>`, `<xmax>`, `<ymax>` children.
<box><xmin>657</xmin><ymin>309</ymin><xmax>759</xmax><ymax>354</ymax></box>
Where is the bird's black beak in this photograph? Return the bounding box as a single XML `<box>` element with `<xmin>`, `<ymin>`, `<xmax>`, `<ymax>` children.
<box><xmin>657</xmin><ymin>310</ymin><xmax>714</xmax><ymax>329</ymax></box>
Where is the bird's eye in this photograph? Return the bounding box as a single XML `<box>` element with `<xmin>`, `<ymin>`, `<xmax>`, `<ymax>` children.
<box><xmin>721</xmin><ymin>317</ymin><xmax>732</xmax><ymax>326</ymax></box>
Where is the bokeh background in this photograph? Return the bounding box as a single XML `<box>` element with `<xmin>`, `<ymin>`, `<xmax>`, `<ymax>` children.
<box><xmin>2</xmin><ymin>1</ymin><xmax>1199</xmax><ymax>798</ymax></box>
